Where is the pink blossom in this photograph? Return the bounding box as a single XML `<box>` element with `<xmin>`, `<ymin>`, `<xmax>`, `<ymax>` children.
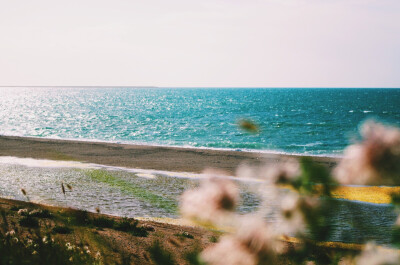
<box><xmin>235</xmin><ymin>216</ymin><xmax>274</xmax><ymax>257</ymax></box>
<box><xmin>266</xmin><ymin>159</ymin><xmax>301</xmax><ymax>185</ymax></box>
<box><xmin>355</xmin><ymin>242</ymin><xmax>400</xmax><ymax>265</ymax></box>
<box><xmin>201</xmin><ymin>216</ymin><xmax>276</xmax><ymax>265</ymax></box>
<box><xmin>334</xmin><ymin>121</ymin><xmax>400</xmax><ymax>185</ymax></box>
<box><xmin>201</xmin><ymin>236</ymin><xmax>257</xmax><ymax>265</ymax></box>
<box><xmin>180</xmin><ymin>177</ymin><xmax>239</xmax><ymax>223</ymax></box>
<box><xmin>279</xmin><ymin>193</ymin><xmax>320</xmax><ymax>236</ymax></box>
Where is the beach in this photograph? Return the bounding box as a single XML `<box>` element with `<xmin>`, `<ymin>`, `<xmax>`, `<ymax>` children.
<box><xmin>0</xmin><ymin>135</ymin><xmax>339</xmax><ymax>175</ymax></box>
<box><xmin>1</xmin><ymin>134</ymin><xmax>398</xmax><ymax>247</ymax></box>
<box><xmin>0</xmin><ymin>137</ymin><xmax>347</xmax><ymax>264</ymax></box>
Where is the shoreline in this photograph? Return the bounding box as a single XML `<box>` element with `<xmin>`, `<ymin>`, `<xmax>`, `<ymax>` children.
<box><xmin>0</xmin><ymin>135</ymin><xmax>339</xmax><ymax>174</ymax></box>
<box><xmin>0</xmin><ymin>133</ymin><xmax>343</xmax><ymax>158</ymax></box>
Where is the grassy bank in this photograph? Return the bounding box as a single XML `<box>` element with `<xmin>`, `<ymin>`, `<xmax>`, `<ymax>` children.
<box><xmin>0</xmin><ymin>198</ymin><xmax>215</xmax><ymax>265</ymax></box>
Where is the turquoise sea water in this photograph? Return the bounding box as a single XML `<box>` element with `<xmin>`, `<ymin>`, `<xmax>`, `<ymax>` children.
<box><xmin>1</xmin><ymin>87</ymin><xmax>399</xmax><ymax>156</ymax></box>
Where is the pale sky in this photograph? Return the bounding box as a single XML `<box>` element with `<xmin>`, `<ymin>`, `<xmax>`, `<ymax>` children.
<box><xmin>0</xmin><ymin>0</ymin><xmax>399</xmax><ymax>87</ymax></box>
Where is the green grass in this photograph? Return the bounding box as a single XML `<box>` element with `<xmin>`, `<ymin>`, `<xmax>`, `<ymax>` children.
<box><xmin>84</xmin><ymin>170</ymin><xmax>177</xmax><ymax>213</ymax></box>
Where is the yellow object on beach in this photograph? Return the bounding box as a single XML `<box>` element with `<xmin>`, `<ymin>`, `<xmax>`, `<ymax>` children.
<box><xmin>331</xmin><ymin>186</ymin><xmax>400</xmax><ymax>204</ymax></box>
<box><xmin>280</xmin><ymin>184</ymin><xmax>400</xmax><ymax>204</ymax></box>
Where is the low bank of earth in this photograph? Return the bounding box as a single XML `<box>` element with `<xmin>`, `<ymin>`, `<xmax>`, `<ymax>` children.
<box><xmin>0</xmin><ymin>198</ymin><xmax>217</xmax><ymax>265</ymax></box>
<box><xmin>0</xmin><ymin>198</ymin><xmax>363</xmax><ymax>265</ymax></box>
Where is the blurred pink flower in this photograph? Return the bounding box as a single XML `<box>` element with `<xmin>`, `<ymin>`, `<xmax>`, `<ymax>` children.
<box><xmin>180</xmin><ymin>177</ymin><xmax>239</xmax><ymax>223</ymax></box>
<box><xmin>266</xmin><ymin>159</ymin><xmax>301</xmax><ymax>185</ymax></box>
<box><xmin>279</xmin><ymin>193</ymin><xmax>320</xmax><ymax>236</ymax></box>
<box><xmin>334</xmin><ymin>121</ymin><xmax>400</xmax><ymax>185</ymax></box>
<box><xmin>201</xmin><ymin>236</ymin><xmax>257</xmax><ymax>265</ymax></box>
<box><xmin>338</xmin><ymin>257</ymin><xmax>355</xmax><ymax>265</ymax></box>
<box><xmin>236</xmin><ymin>159</ymin><xmax>300</xmax><ymax>184</ymax></box>
<box><xmin>279</xmin><ymin>193</ymin><xmax>306</xmax><ymax>235</ymax></box>
<box><xmin>355</xmin><ymin>242</ymin><xmax>400</xmax><ymax>265</ymax></box>
<box><xmin>235</xmin><ymin>216</ymin><xmax>274</xmax><ymax>257</ymax></box>
<box><xmin>202</xmin><ymin>216</ymin><xmax>276</xmax><ymax>265</ymax></box>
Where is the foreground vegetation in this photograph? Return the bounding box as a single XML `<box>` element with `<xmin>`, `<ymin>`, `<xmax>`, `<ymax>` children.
<box><xmin>0</xmin><ymin>198</ymin><xmax>215</xmax><ymax>265</ymax></box>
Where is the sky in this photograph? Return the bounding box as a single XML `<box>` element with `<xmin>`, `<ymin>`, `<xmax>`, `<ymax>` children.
<box><xmin>0</xmin><ymin>0</ymin><xmax>399</xmax><ymax>87</ymax></box>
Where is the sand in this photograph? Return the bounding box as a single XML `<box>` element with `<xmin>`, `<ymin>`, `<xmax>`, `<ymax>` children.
<box><xmin>0</xmin><ymin>135</ymin><xmax>339</xmax><ymax>175</ymax></box>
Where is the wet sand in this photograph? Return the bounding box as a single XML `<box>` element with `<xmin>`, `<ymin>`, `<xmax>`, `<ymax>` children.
<box><xmin>0</xmin><ymin>135</ymin><xmax>339</xmax><ymax>174</ymax></box>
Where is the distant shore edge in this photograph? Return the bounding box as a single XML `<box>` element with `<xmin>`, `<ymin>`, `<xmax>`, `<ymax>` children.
<box><xmin>0</xmin><ymin>135</ymin><xmax>339</xmax><ymax>174</ymax></box>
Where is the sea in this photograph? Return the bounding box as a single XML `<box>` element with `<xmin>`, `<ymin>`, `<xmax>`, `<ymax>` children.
<box><xmin>1</xmin><ymin>87</ymin><xmax>399</xmax><ymax>156</ymax></box>
<box><xmin>1</xmin><ymin>86</ymin><xmax>400</xmax><ymax>244</ymax></box>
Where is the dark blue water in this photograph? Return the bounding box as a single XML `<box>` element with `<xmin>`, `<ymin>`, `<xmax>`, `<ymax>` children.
<box><xmin>1</xmin><ymin>87</ymin><xmax>399</xmax><ymax>156</ymax></box>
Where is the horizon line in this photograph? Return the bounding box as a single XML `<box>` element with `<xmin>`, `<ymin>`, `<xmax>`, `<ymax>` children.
<box><xmin>1</xmin><ymin>85</ymin><xmax>400</xmax><ymax>89</ymax></box>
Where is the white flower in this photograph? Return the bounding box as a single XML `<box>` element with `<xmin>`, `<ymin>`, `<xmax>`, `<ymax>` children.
<box><xmin>5</xmin><ymin>230</ymin><xmax>16</xmax><ymax>237</ymax></box>
<box><xmin>66</xmin><ymin>242</ymin><xmax>74</xmax><ymax>251</ymax></box>
<box><xmin>29</xmin><ymin>209</ymin><xmax>41</xmax><ymax>216</ymax></box>
<box><xmin>18</xmin><ymin>208</ymin><xmax>28</xmax><ymax>216</ymax></box>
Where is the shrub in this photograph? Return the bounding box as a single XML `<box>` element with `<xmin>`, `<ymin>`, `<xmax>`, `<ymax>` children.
<box><xmin>92</xmin><ymin>216</ymin><xmax>115</xmax><ymax>228</ymax></box>
<box><xmin>19</xmin><ymin>216</ymin><xmax>39</xmax><ymax>228</ymax></box>
<box><xmin>52</xmin><ymin>225</ymin><xmax>72</xmax><ymax>234</ymax></box>
<box><xmin>114</xmin><ymin>218</ymin><xmax>148</xmax><ymax>237</ymax></box>
<box><xmin>71</xmin><ymin>209</ymin><xmax>90</xmax><ymax>226</ymax></box>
